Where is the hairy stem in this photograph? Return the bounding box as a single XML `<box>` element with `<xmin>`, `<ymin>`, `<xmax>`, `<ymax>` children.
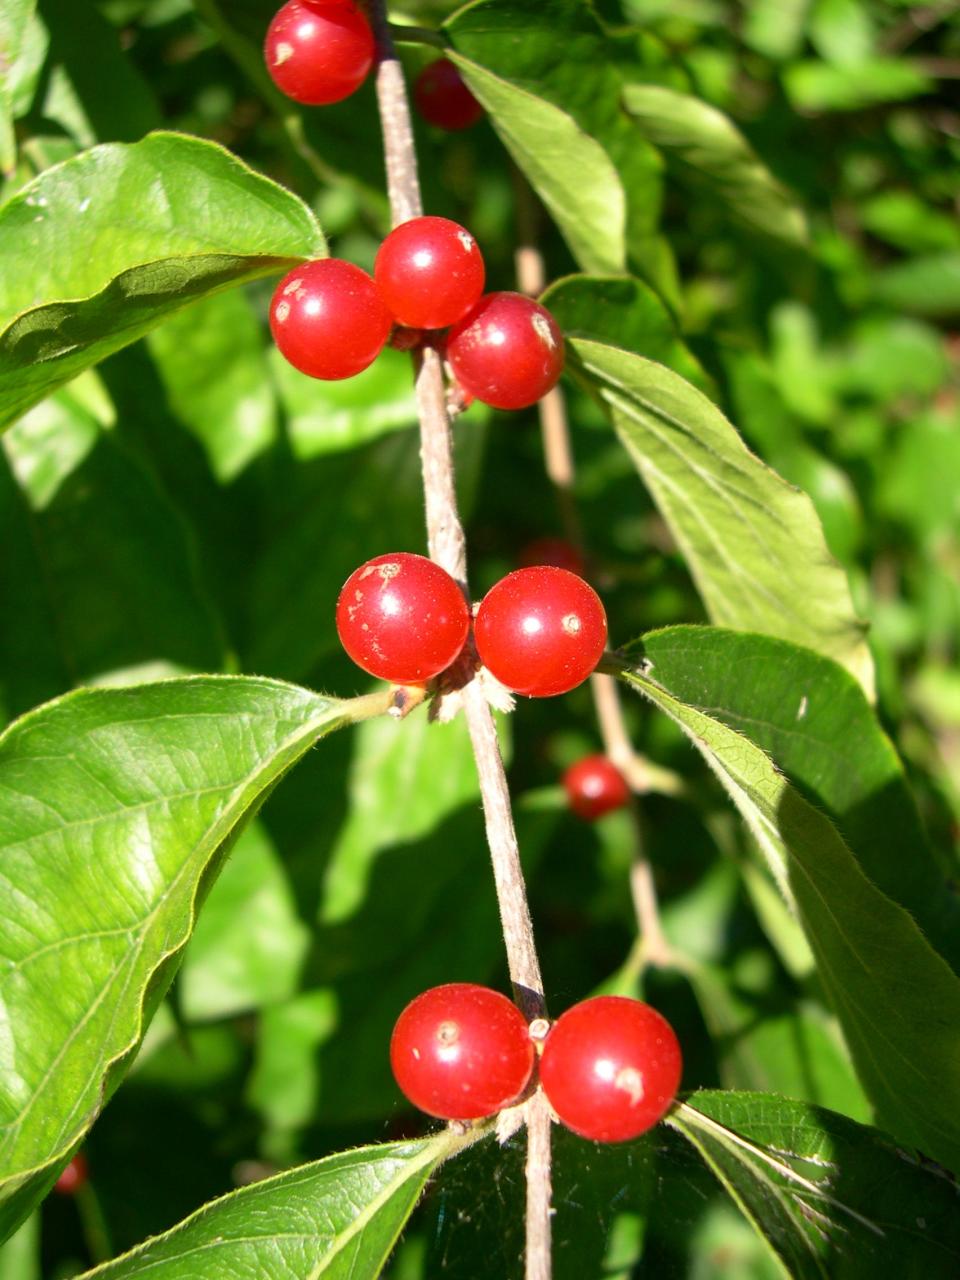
<box><xmin>370</xmin><ymin>8</ymin><xmax>551</xmax><ymax>1276</ymax></box>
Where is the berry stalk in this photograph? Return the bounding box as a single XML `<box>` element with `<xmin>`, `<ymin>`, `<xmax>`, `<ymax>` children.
<box><xmin>368</xmin><ymin>6</ymin><xmax>552</xmax><ymax>1275</ymax></box>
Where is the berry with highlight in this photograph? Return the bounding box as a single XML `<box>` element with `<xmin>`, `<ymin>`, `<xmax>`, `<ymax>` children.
<box><xmin>336</xmin><ymin>552</ymin><xmax>469</xmax><ymax>684</ymax></box>
<box><xmin>564</xmin><ymin>755</ymin><xmax>630</xmax><ymax>821</ymax></box>
<box><xmin>264</xmin><ymin>0</ymin><xmax>374</xmax><ymax>106</ymax></box>
<box><xmin>270</xmin><ymin>259</ymin><xmax>392</xmax><ymax>381</ymax></box>
<box><xmin>540</xmin><ymin>997</ymin><xmax>682</xmax><ymax>1142</ymax></box>
<box><xmin>390</xmin><ymin>983</ymin><xmax>535</xmax><ymax>1120</ymax></box>
<box><xmin>446</xmin><ymin>292</ymin><xmax>564</xmax><ymax>411</ymax></box>
<box><xmin>375</xmin><ymin>216</ymin><xmax>486</xmax><ymax>330</ymax></box>
<box><xmin>474</xmin><ymin>566</ymin><xmax>607</xmax><ymax>697</ymax></box>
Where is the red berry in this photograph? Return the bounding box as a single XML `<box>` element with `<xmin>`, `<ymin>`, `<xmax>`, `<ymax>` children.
<box><xmin>540</xmin><ymin>997</ymin><xmax>682</xmax><ymax>1142</ymax></box>
<box><xmin>390</xmin><ymin>984</ymin><xmax>534</xmax><ymax>1120</ymax></box>
<box><xmin>474</xmin><ymin>566</ymin><xmax>607</xmax><ymax>698</ymax></box>
<box><xmin>375</xmin><ymin>217</ymin><xmax>486</xmax><ymax>330</ymax></box>
<box><xmin>446</xmin><ymin>293</ymin><xmax>565</xmax><ymax>411</ymax></box>
<box><xmin>518</xmin><ymin>537</ymin><xmax>585</xmax><ymax>576</ymax></box>
<box><xmin>413</xmin><ymin>58</ymin><xmax>484</xmax><ymax>131</ymax></box>
<box><xmin>264</xmin><ymin>0</ymin><xmax>374</xmax><ymax>106</ymax></box>
<box><xmin>270</xmin><ymin>259</ymin><xmax>392</xmax><ymax>381</ymax></box>
<box><xmin>54</xmin><ymin>1153</ymin><xmax>88</xmax><ymax>1196</ymax></box>
<box><xmin>336</xmin><ymin>552</ymin><xmax>469</xmax><ymax>684</ymax></box>
<box><xmin>563</xmin><ymin>755</ymin><xmax>630</xmax><ymax>820</ymax></box>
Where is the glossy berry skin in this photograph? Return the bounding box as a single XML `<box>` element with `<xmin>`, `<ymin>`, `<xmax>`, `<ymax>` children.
<box><xmin>540</xmin><ymin>997</ymin><xmax>682</xmax><ymax>1142</ymax></box>
<box><xmin>446</xmin><ymin>292</ymin><xmax>565</xmax><ymax>411</ymax></box>
<box><xmin>336</xmin><ymin>552</ymin><xmax>469</xmax><ymax>684</ymax></box>
<box><xmin>375</xmin><ymin>217</ymin><xmax>486</xmax><ymax>330</ymax></box>
<box><xmin>264</xmin><ymin>0</ymin><xmax>374</xmax><ymax>106</ymax></box>
<box><xmin>474</xmin><ymin>566</ymin><xmax>607</xmax><ymax>698</ymax></box>
<box><xmin>54</xmin><ymin>1153</ymin><xmax>88</xmax><ymax>1196</ymax></box>
<box><xmin>413</xmin><ymin>58</ymin><xmax>484</xmax><ymax>131</ymax></box>
<box><xmin>390</xmin><ymin>984</ymin><xmax>535</xmax><ymax>1120</ymax></box>
<box><xmin>518</xmin><ymin>537</ymin><xmax>585</xmax><ymax>576</ymax></box>
<box><xmin>270</xmin><ymin>259</ymin><xmax>392</xmax><ymax>381</ymax></box>
<box><xmin>564</xmin><ymin>755</ymin><xmax>630</xmax><ymax>821</ymax></box>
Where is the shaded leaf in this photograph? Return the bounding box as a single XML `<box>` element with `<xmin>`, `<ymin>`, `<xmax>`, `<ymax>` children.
<box><xmin>0</xmin><ymin>422</ymin><xmax>226</xmax><ymax>720</ymax></box>
<box><xmin>541</xmin><ymin>274</ymin><xmax>711</xmax><ymax>394</ymax></box>
<box><xmin>0</xmin><ymin>131</ymin><xmax>324</xmax><ymax>429</ymax></box>
<box><xmin>622</xmin><ymin>84</ymin><xmax>807</xmax><ymax>247</ymax></box>
<box><xmin>76</xmin><ymin>1132</ymin><xmax>484</xmax><ymax>1279</ymax></box>
<box><xmin>621</xmin><ymin>638</ymin><xmax>960</xmax><ymax>1171</ymax></box>
<box><xmin>147</xmin><ymin>289</ymin><xmax>277</xmax><ymax>482</ymax></box>
<box><xmin>0</xmin><ymin>676</ymin><xmax>393</xmax><ymax>1239</ymax></box>
<box><xmin>179</xmin><ymin>821</ymin><xmax>309</xmax><ymax>1022</ymax></box>
<box><xmin>569</xmin><ymin>338</ymin><xmax>873</xmax><ymax>694</ymax></box>
<box><xmin>670</xmin><ymin>1091</ymin><xmax>960</xmax><ymax>1277</ymax></box>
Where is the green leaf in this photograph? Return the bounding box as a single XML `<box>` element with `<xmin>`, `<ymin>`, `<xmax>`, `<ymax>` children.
<box><xmin>32</xmin><ymin>0</ymin><xmax>160</xmax><ymax>148</ymax></box>
<box><xmin>541</xmin><ymin>274</ymin><xmax>712</xmax><ymax>395</ymax></box>
<box><xmin>785</xmin><ymin>58</ymin><xmax>933</xmax><ymax>112</ymax></box>
<box><xmin>0</xmin><ymin>0</ymin><xmax>36</xmax><ymax>172</ymax></box>
<box><xmin>76</xmin><ymin>1132</ymin><xmax>484</xmax><ymax>1279</ymax></box>
<box><xmin>147</xmin><ymin>289</ymin><xmax>277</xmax><ymax>482</ymax></box>
<box><xmin>179</xmin><ymin>820</ymin><xmax>309</xmax><ymax>1022</ymax></box>
<box><xmin>446</xmin><ymin>0</ymin><xmax>671</xmax><ymax>274</ymax></box>
<box><xmin>0</xmin><ymin>675</ymin><xmax>394</xmax><ymax>1239</ymax></box>
<box><xmin>621</xmin><ymin>84</ymin><xmax>807</xmax><ymax>248</ymax></box>
<box><xmin>870</xmin><ymin>252</ymin><xmax>960</xmax><ymax>319</ymax></box>
<box><xmin>568</xmin><ymin>338</ymin><xmax>873</xmax><ymax>695</ymax></box>
<box><xmin>669</xmin><ymin>1091</ymin><xmax>960</xmax><ymax>1277</ymax></box>
<box><xmin>0</xmin><ymin>421</ymin><xmax>226</xmax><ymax>720</ymax></box>
<box><xmin>272</xmin><ymin>343</ymin><xmax>418</xmax><ymax>459</ymax></box>
<box><xmin>447</xmin><ymin>52</ymin><xmax>625</xmax><ymax>274</ymax></box>
<box><xmin>639</xmin><ymin>626</ymin><xmax>960</xmax><ymax>973</ymax></box>
<box><xmin>685</xmin><ymin>963</ymin><xmax>870</xmax><ymax>1118</ymax></box>
<box><xmin>0</xmin><ymin>131</ymin><xmax>325</xmax><ymax>430</ymax></box>
<box><xmin>621</xmin><ymin>637</ymin><xmax>960</xmax><ymax>1171</ymax></box>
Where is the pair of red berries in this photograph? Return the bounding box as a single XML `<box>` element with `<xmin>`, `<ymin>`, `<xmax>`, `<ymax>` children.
<box><xmin>265</xmin><ymin>1</ymin><xmax>482</xmax><ymax>130</ymax></box>
<box><xmin>390</xmin><ymin>985</ymin><xmax>682</xmax><ymax>1143</ymax></box>
<box><xmin>270</xmin><ymin>216</ymin><xmax>565</xmax><ymax>409</ymax></box>
<box><xmin>335</xmin><ymin>553</ymin><xmax>607</xmax><ymax>697</ymax></box>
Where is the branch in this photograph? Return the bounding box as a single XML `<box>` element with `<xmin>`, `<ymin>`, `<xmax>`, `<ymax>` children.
<box><xmin>514</xmin><ymin>179</ymin><xmax>674</xmax><ymax>972</ymax></box>
<box><xmin>370</xmin><ymin>8</ymin><xmax>551</xmax><ymax>1276</ymax></box>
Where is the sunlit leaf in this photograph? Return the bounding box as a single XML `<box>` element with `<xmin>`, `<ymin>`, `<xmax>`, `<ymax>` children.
<box><xmin>0</xmin><ymin>131</ymin><xmax>324</xmax><ymax>429</ymax></box>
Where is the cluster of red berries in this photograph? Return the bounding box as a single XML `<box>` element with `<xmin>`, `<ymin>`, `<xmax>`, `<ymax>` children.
<box><xmin>270</xmin><ymin>216</ymin><xmax>565</xmax><ymax>409</ymax></box>
<box><xmin>335</xmin><ymin>553</ymin><xmax>606</xmax><ymax>697</ymax></box>
<box><xmin>390</xmin><ymin>984</ymin><xmax>682</xmax><ymax>1142</ymax></box>
<box><xmin>265</xmin><ymin>1</ymin><xmax>482</xmax><ymax>131</ymax></box>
